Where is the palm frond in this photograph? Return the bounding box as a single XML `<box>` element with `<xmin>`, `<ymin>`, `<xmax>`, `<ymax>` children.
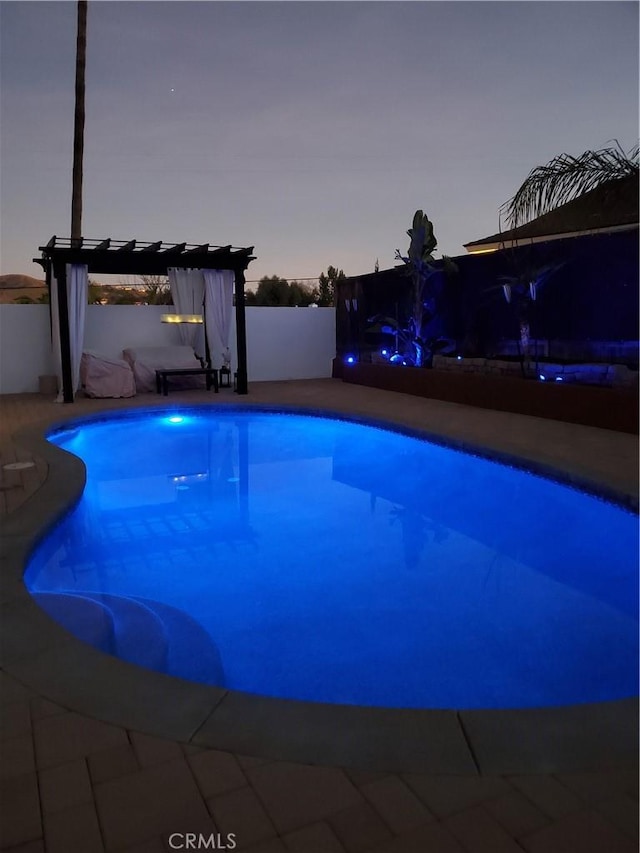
<box><xmin>501</xmin><ymin>141</ymin><xmax>639</xmax><ymax>229</ymax></box>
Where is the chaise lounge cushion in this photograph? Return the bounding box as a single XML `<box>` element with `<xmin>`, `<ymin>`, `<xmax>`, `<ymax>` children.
<box><xmin>122</xmin><ymin>345</ymin><xmax>206</xmax><ymax>393</ymax></box>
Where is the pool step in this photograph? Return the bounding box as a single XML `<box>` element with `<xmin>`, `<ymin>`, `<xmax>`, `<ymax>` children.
<box><xmin>83</xmin><ymin>592</ymin><xmax>169</xmax><ymax>671</ymax></box>
<box><xmin>32</xmin><ymin>591</ymin><xmax>168</xmax><ymax>672</ymax></box>
<box><xmin>31</xmin><ymin>591</ymin><xmax>224</xmax><ymax>686</ymax></box>
<box><xmin>130</xmin><ymin>596</ymin><xmax>225</xmax><ymax>686</ymax></box>
<box><xmin>32</xmin><ymin>591</ymin><xmax>115</xmax><ymax>651</ymax></box>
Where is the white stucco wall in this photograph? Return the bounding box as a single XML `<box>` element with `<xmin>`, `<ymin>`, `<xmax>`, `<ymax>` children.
<box><xmin>0</xmin><ymin>304</ymin><xmax>336</xmax><ymax>394</ymax></box>
<box><xmin>83</xmin><ymin>305</ymin><xmax>183</xmax><ymax>357</ymax></box>
<box><xmin>0</xmin><ymin>306</ymin><xmax>54</xmax><ymax>394</ymax></box>
<box><xmin>245</xmin><ymin>307</ymin><xmax>336</xmax><ymax>381</ymax></box>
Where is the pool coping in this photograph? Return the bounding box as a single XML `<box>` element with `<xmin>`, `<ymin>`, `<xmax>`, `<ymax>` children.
<box><xmin>1</xmin><ymin>401</ymin><xmax>638</xmax><ymax>777</ymax></box>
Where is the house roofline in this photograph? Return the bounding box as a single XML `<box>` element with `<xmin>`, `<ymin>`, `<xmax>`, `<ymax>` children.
<box><xmin>464</xmin><ymin>222</ymin><xmax>639</xmax><ymax>254</ymax></box>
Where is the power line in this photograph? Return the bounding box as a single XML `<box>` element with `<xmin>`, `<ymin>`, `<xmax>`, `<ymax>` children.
<box><xmin>245</xmin><ymin>276</ymin><xmax>321</xmax><ymax>284</ymax></box>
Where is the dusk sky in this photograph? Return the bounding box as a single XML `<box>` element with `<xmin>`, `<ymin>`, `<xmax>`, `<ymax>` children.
<box><xmin>1</xmin><ymin>1</ymin><xmax>638</xmax><ymax>286</ymax></box>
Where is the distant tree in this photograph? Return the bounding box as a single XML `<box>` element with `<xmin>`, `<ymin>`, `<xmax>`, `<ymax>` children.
<box><xmin>111</xmin><ymin>290</ymin><xmax>140</xmax><ymax>305</ymax></box>
<box><xmin>88</xmin><ymin>279</ymin><xmax>105</xmax><ymax>304</ymax></box>
<box><xmin>254</xmin><ymin>276</ymin><xmax>291</xmax><ymax>306</ymax></box>
<box><xmin>317</xmin><ymin>265</ymin><xmax>345</xmax><ymax>307</ymax></box>
<box><xmin>253</xmin><ymin>275</ymin><xmax>318</xmax><ymax>306</ymax></box>
<box><xmin>13</xmin><ymin>296</ymin><xmax>35</xmax><ymax>304</ymax></box>
<box><xmin>306</xmin><ymin>285</ymin><xmax>321</xmax><ymax>305</ymax></box>
<box><xmin>289</xmin><ymin>280</ymin><xmax>317</xmax><ymax>307</ymax></box>
<box><xmin>139</xmin><ymin>275</ymin><xmax>172</xmax><ymax>305</ymax></box>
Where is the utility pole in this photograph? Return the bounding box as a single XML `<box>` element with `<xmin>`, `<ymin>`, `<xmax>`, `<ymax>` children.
<box><xmin>71</xmin><ymin>0</ymin><xmax>87</xmax><ymax>245</ymax></box>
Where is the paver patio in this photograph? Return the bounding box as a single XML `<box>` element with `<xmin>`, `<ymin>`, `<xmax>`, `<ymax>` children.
<box><xmin>1</xmin><ymin>380</ymin><xmax>638</xmax><ymax>852</ymax></box>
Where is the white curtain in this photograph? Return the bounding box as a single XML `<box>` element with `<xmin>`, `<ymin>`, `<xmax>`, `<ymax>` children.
<box><xmin>168</xmin><ymin>267</ymin><xmax>205</xmax><ymax>355</ymax></box>
<box><xmin>51</xmin><ymin>264</ymin><xmax>88</xmax><ymax>402</ymax></box>
<box><xmin>203</xmin><ymin>269</ymin><xmax>235</xmax><ymax>368</ymax></box>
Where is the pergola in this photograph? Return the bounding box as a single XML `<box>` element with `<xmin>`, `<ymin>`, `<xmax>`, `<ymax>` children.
<box><xmin>34</xmin><ymin>236</ymin><xmax>256</xmax><ymax>402</ymax></box>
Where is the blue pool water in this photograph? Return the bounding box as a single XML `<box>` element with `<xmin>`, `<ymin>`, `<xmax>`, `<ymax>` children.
<box><xmin>24</xmin><ymin>408</ymin><xmax>638</xmax><ymax>710</ymax></box>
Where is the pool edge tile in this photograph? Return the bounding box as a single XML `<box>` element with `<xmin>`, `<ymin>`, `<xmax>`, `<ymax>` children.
<box><xmin>191</xmin><ymin>690</ymin><xmax>478</xmax><ymax>775</ymax></box>
<box><xmin>3</xmin><ymin>640</ymin><xmax>227</xmax><ymax>744</ymax></box>
<box><xmin>0</xmin><ymin>594</ymin><xmax>86</xmax><ymax>666</ymax></box>
<box><xmin>459</xmin><ymin>699</ymin><xmax>639</xmax><ymax>775</ymax></box>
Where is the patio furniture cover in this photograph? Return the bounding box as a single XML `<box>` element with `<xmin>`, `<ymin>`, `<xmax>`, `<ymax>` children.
<box><xmin>80</xmin><ymin>351</ymin><xmax>136</xmax><ymax>398</ymax></box>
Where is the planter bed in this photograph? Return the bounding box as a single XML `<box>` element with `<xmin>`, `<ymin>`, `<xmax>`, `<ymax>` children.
<box><xmin>431</xmin><ymin>355</ymin><xmax>637</xmax><ymax>388</ymax></box>
<box><xmin>337</xmin><ymin>361</ymin><xmax>639</xmax><ymax>434</ymax></box>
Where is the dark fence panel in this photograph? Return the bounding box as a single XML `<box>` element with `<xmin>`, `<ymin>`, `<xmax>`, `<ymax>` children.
<box><xmin>337</xmin><ymin>230</ymin><xmax>639</xmax><ymax>365</ymax></box>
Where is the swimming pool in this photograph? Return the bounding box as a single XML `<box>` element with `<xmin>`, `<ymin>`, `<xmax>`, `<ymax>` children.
<box><xmin>24</xmin><ymin>407</ymin><xmax>639</xmax><ymax>711</ymax></box>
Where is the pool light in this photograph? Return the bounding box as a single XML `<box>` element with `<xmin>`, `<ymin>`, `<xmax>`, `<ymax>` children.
<box><xmin>167</xmin><ymin>416</ymin><xmax>184</xmax><ymax>424</ymax></box>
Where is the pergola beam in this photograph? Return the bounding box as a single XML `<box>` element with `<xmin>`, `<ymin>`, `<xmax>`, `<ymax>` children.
<box><xmin>35</xmin><ymin>242</ymin><xmax>255</xmax><ymax>277</ymax></box>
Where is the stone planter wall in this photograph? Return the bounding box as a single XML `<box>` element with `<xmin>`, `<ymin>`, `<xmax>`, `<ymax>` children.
<box><xmin>339</xmin><ymin>361</ymin><xmax>639</xmax><ymax>434</ymax></box>
<box><xmin>432</xmin><ymin>355</ymin><xmax>638</xmax><ymax>389</ymax></box>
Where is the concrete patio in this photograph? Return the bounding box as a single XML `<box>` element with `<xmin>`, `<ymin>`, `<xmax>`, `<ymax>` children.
<box><xmin>1</xmin><ymin>379</ymin><xmax>638</xmax><ymax>852</ymax></box>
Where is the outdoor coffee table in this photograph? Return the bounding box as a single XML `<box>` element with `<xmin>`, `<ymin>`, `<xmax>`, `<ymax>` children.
<box><xmin>155</xmin><ymin>367</ymin><xmax>219</xmax><ymax>396</ymax></box>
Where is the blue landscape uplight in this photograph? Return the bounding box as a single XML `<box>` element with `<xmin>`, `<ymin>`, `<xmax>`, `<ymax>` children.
<box><xmin>345</xmin><ymin>355</ymin><xmax>357</xmax><ymax>365</ymax></box>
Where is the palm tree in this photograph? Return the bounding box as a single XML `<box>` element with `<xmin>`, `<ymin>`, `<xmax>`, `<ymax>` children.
<box><xmin>71</xmin><ymin>1</ymin><xmax>88</xmax><ymax>244</ymax></box>
<box><xmin>501</xmin><ymin>141</ymin><xmax>639</xmax><ymax>230</ymax></box>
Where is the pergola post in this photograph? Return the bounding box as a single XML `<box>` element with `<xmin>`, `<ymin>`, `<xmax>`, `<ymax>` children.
<box><xmin>55</xmin><ymin>263</ymin><xmax>74</xmax><ymax>403</ymax></box>
<box><xmin>234</xmin><ymin>268</ymin><xmax>248</xmax><ymax>394</ymax></box>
